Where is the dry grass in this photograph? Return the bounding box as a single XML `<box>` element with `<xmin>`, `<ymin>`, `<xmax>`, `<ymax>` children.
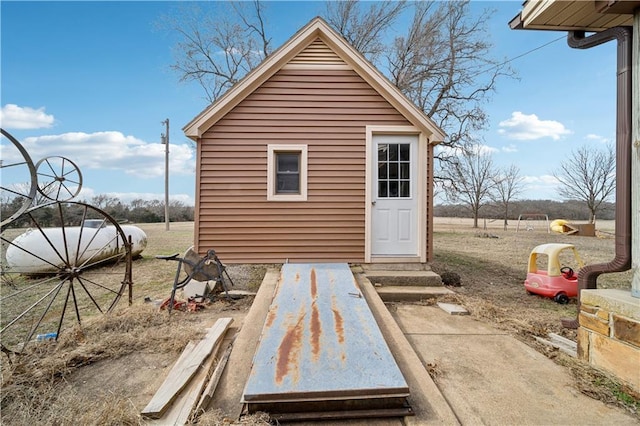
<box><xmin>1</xmin><ymin>222</ymin><xmax>266</xmax><ymax>425</ymax></box>
<box><xmin>1</xmin><ymin>219</ymin><xmax>637</xmax><ymax>423</ymax></box>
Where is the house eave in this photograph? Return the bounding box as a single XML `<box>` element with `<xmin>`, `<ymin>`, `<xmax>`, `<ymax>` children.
<box><xmin>510</xmin><ymin>0</ymin><xmax>637</xmax><ymax>32</ymax></box>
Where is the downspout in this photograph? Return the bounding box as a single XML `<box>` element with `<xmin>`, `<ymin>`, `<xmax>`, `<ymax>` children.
<box><xmin>561</xmin><ymin>27</ymin><xmax>633</xmax><ymax>329</ymax></box>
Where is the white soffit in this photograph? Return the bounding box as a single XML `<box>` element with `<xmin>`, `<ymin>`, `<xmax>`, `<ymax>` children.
<box><xmin>513</xmin><ymin>0</ymin><xmax>635</xmax><ymax>31</ymax></box>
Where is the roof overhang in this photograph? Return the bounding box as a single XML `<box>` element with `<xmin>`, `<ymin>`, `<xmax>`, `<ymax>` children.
<box><xmin>183</xmin><ymin>17</ymin><xmax>446</xmax><ymax>144</ymax></box>
<box><xmin>509</xmin><ymin>0</ymin><xmax>638</xmax><ymax>31</ymax></box>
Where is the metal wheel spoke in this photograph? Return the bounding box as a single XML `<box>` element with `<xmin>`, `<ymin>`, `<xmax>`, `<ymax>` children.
<box><xmin>23</xmin><ymin>208</ymin><xmax>72</xmax><ymax>268</ymax></box>
<box><xmin>106</xmin><ymin>283</ymin><xmax>127</xmax><ymax>312</ymax></box>
<box><xmin>23</xmin><ymin>280</ymin><xmax>67</xmax><ymax>344</ymax></box>
<box><xmin>1</xmin><ymin>200</ymin><xmax>134</xmax><ymax>353</ymax></box>
<box><xmin>56</xmin><ymin>281</ymin><xmax>73</xmax><ymax>338</ymax></box>
<box><xmin>74</xmin><ymin>205</ymin><xmax>90</xmax><ymax>265</ymax></box>
<box><xmin>1</xmin><ymin>186</ymin><xmax>30</xmax><ymax>198</ymax></box>
<box><xmin>77</xmin><ymin>249</ymin><xmax>127</xmax><ymax>271</ymax></box>
<box><xmin>70</xmin><ymin>280</ymin><xmax>81</xmax><ymax>323</ymax></box>
<box><xmin>1</xmin><ymin>160</ymin><xmax>30</xmax><ymax>169</ymax></box>
<box><xmin>77</xmin><ymin>274</ymin><xmax>124</xmax><ymax>296</ymax></box>
<box><xmin>35</xmin><ymin>156</ymin><xmax>82</xmax><ymax>202</ymax></box>
<box><xmin>58</xmin><ymin>182</ymin><xmax>76</xmax><ymax>199</ymax></box>
<box><xmin>0</xmin><ymin>274</ymin><xmax>63</xmax><ymax>301</ymax></box>
<box><xmin>1</xmin><ymin>235</ymin><xmax>65</xmax><ymax>273</ymax></box>
<box><xmin>75</xmin><ymin>276</ymin><xmax>107</xmax><ymax>314</ymax></box>
<box><xmin>0</xmin><ymin>281</ymin><xmax>64</xmax><ymax>334</ymax></box>
<box><xmin>38</xmin><ymin>180</ymin><xmax>76</xmax><ymax>201</ymax></box>
<box><xmin>57</xmin><ymin>203</ymin><xmax>72</xmax><ymax>267</ymax></box>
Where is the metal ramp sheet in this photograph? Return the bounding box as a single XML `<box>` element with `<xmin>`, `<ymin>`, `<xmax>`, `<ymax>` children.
<box><xmin>242</xmin><ymin>263</ymin><xmax>409</xmax><ymax>406</ymax></box>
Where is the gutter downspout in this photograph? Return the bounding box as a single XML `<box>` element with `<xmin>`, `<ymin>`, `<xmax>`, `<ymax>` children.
<box><xmin>561</xmin><ymin>27</ymin><xmax>633</xmax><ymax>329</ymax></box>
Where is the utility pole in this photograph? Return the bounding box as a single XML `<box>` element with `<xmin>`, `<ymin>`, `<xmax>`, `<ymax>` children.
<box><xmin>161</xmin><ymin>119</ymin><xmax>170</xmax><ymax>231</ymax></box>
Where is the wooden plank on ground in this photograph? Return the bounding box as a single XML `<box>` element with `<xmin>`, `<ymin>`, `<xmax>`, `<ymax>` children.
<box><xmin>141</xmin><ymin>317</ymin><xmax>233</xmax><ymax>419</ymax></box>
<box><xmin>195</xmin><ymin>343</ymin><xmax>233</xmax><ymax>414</ymax></box>
<box><xmin>154</xmin><ymin>337</ymin><xmax>227</xmax><ymax>425</ymax></box>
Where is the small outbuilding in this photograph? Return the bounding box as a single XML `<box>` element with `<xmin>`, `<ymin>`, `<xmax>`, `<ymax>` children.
<box><xmin>184</xmin><ymin>17</ymin><xmax>445</xmax><ymax>264</ymax></box>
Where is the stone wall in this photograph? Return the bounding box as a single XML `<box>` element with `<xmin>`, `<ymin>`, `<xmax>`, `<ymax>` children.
<box><xmin>577</xmin><ymin>289</ymin><xmax>640</xmax><ymax>395</ymax></box>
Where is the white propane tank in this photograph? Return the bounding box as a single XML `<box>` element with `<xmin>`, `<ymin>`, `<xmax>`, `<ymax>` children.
<box><xmin>5</xmin><ymin>221</ymin><xmax>148</xmax><ymax>274</ymax></box>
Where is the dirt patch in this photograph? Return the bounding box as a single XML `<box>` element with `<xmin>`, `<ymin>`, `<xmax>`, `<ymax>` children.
<box><xmin>1</xmin><ymin>299</ymin><xmax>255</xmax><ymax>425</ymax></box>
<box><xmin>65</xmin><ymin>351</ymin><xmax>180</xmax><ymax>409</ymax></box>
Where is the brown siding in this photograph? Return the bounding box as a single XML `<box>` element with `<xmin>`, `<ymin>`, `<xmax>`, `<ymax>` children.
<box><xmin>196</xmin><ymin>68</ymin><xmax>411</xmax><ymax>263</ymax></box>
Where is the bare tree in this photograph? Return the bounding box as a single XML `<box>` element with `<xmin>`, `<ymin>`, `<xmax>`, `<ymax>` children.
<box><xmin>5</xmin><ymin>182</ymin><xmax>60</xmax><ymax>207</ymax></box>
<box><xmin>553</xmin><ymin>145</ymin><xmax>615</xmax><ymax>224</ymax></box>
<box><xmin>324</xmin><ymin>1</ymin><xmax>515</xmax><ymax>189</ymax></box>
<box><xmin>323</xmin><ymin>0</ymin><xmax>408</xmax><ymax>63</ymax></box>
<box><xmin>161</xmin><ymin>1</ymin><xmax>271</xmax><ymax>103</ymax></box>
<box><xmin>441</xmin><ymin>146</ymin><xmax>498</xmax><ymax>228</ymax></box>
<box><xmin>491</xmin><ymin>164</ymin><xmax>525</xmax><ymax>230</ymax></box>
<box><xmin>91</xmin><ymin>194</ymin><xmax>119</xmax><ymax>210</ymax></box>
<box><xmin>385</xmin><ymin>1</ymin><xmax>514</xmax><ymax>165</ymax></box>
<box><xmin>167</xmin><ymin>1</ymin><xmax>512</xmax><ymax>141</ymax></box>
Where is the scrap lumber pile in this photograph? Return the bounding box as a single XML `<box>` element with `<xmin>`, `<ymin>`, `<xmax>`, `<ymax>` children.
<box><xmin>141</xmin><ymin>317</ymin><xmax>233</xmax><ymax>425</ymax></box>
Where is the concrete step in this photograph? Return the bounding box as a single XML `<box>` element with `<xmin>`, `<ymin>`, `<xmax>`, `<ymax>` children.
<box><xmin>534</xmin><ymin>333</ymin><xmax>577</xmax><ymax>358</ymax></box>
<box><xmin>365</xmin><ymin>270</ymin><xmax>442</xmax><ymax>287</ymax></box>
<box><xmin>375</xmin><ymin>285</ymin><xmax>453</xmax><ymax>302</ymax></box>
<box><xmin>361</xmin><ymin>263</ymin><xmax>432</xmax><ymax>272</ymax></box>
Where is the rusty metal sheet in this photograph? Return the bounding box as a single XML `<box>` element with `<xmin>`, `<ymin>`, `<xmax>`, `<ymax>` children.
<box><xmin>242</xmin><ymin>263</ymin><xmax>409</xmax><ymax>403</ymax></box>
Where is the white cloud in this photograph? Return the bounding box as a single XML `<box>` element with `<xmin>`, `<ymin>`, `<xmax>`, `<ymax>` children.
<box><xmin>498</xmin><ymin>111</ymin><xmax>571</xmax><ymax>141</ymax></box>
<box><xmin>501</xmin><ymin>144</ymin><xmax>518</xmax><ymax>153</ymax></box>
<box><xmin>523</xmin><ymin>175</ymin><xmax>558</xmax><ymax>185</ymax></box>
<box><xmin>20</xmin><ymin>131</ymin><xmax>195</xmax><ymax>178</ymax></box>
<box><xmin>434</xmin><ymin>145</ymin><xmax>459</xmax><ymax>157</ymax></box>
<box><xmin>0</xmin><ymin>104</ymin><xmax>55</xmax><ymax>129</ymax></box>
<box><xmin>521</xmin><ymin>174</ymin><xmax>562</xmax><ymax>200</ymax></box>
<box><xmin>471</xmin><ymin>144</ymin><xmax>499</xmax><ymax>155</ymax></box>
<box><xmin>435</xmin><ymin>143</ymin><xmax>497</xmax><ymax>157</ymax></box>
<box><xmin>585</xmin><ymin>133</ymin><xmax>611</xmax><ymax>144</ymax></box>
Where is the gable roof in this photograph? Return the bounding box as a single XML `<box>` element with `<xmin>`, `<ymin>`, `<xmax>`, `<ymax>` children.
<box><xmin>183</xmin><ymin>17</ymin><xmax>446</xmax><ymax>143</ymax></box>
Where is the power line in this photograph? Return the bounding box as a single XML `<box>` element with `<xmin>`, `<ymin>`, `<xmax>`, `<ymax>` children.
<box><xmin>470</xmin><ymin>34</ymin><xmax>566</xmax><ymax>78</ymax></box>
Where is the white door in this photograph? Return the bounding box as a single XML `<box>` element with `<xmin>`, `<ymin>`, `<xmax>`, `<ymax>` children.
<box><xmin>371</xmin><ymin>134</ymin><xmax>418</xmax><ymax>256</ymax></box>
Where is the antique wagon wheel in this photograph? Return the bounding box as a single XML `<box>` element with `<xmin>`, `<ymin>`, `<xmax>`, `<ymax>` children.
<box><xmin>35</xmin><ymin>156</ymin><xmax>83</xmax><ymax>202</ymax></box>
<box><xmin>0</xmin><ymin>201</ymin><xmax>132</xmax><ymax>353</ymax></box>
<box><xmin>1</xmin><ymin>129</ymin><xmax>38</xmax><ymax>228</ymax></box>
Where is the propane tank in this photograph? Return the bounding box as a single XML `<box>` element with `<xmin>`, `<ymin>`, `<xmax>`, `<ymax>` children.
<box><xmin>5</xmin><ymin>222</ymin><xmax>147</xmax><ymax>274</ymax></box>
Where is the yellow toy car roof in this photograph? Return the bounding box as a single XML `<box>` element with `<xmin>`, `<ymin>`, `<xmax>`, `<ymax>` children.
<box><xmin>528</xmin><ymin>243</ymin><xmax>585</xmax><ymax>276</ymax></box>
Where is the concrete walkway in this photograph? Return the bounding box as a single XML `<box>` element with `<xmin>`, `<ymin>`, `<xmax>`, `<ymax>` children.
<box><xmin>357</xmin><ymin>273</ymin><xmax>637</xmax><ymax>425</ymax></box>
<box><xmin>208</xmin><ymin>269</ymin><xmax>637</xmax><ymax>425</ymax></box>
<box><xmin>389</xmin><ymin>301</ymin><xmax>637</xmax><ymax>425</ymax></box>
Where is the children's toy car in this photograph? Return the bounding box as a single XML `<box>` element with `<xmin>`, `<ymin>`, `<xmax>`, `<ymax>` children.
<box><xmin>524</xmin><ymin>243</ymin><xmax>584</xmax><ymax>304</ymax></box>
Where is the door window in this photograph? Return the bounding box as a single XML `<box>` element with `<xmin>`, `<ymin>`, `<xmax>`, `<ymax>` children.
<box><xmin>377</xmin><ymin>143</ymin><xmax>410</xmax><ymax>198</ymax></box>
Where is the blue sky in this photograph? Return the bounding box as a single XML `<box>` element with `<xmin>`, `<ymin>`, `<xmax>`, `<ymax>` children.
<box><xmin>1</xmin><ymin>1</ymin><xmax>617</xmax><ymax>206</ymax></box>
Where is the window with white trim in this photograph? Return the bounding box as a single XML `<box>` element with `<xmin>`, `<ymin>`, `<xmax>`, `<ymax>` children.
<box><xmin>267</xmin><ymin>144</ymin><xmax>308</xmax><ymax>201</ymax></box>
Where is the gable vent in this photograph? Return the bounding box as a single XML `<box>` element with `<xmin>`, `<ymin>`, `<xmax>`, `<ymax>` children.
<box><xmin>284</xmin><ymin>38</ymin><xmax>351</xmax><ymax>70</ymax></box>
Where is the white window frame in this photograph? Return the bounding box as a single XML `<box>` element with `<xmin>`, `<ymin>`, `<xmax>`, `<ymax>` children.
<box><xmin>267</xmin><ymin>144</ymin><xmax>308</xmax><ymax>201</ymax></box>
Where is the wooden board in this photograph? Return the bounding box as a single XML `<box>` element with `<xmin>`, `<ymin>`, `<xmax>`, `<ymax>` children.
<box><xmin>195</xmin><ymin>343</ymin><xmax>233</xmax><ymax>414</ymax></box>
<box><xmin>141</xmin><ymin>317</ymin><xmax>233</xmax><ymax>418</ymax></box>
<box><xmin>152</xmin><ymin>339</ymin><xmax>226</xmax><ymax>425</ymax></box>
